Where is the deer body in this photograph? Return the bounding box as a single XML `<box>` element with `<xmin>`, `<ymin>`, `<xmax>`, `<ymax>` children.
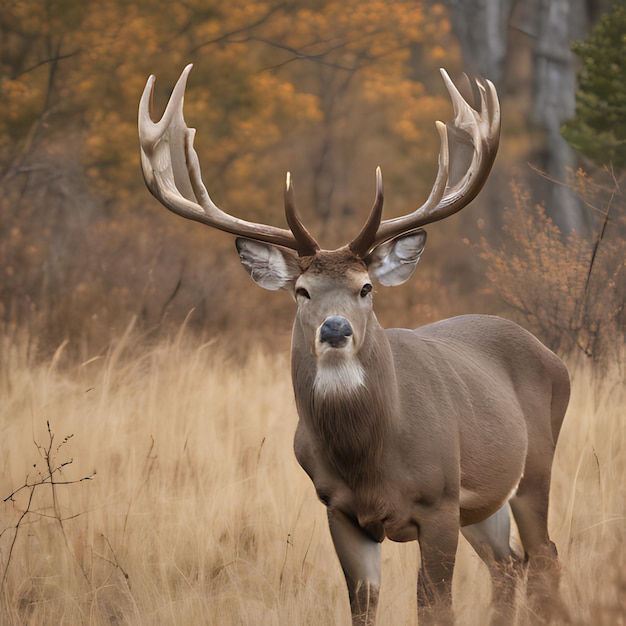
<box><xmin>293</xmin><ymin>313</ymin><xmax>557</xmax><ymax>542</ymax></box>
<box><xmin>139</xmin><ymin>65</ymin><xmax>570</xmax><ymax>624</ymax></box>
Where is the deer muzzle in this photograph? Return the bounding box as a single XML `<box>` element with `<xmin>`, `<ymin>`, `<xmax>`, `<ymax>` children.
<box><xmin>318</xmin><ymin>316</ymin><xmax>353</xmax><ymax>349</ymax></box>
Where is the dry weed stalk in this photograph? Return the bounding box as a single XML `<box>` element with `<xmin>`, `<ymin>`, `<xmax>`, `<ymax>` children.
<box><xmin>1</xmin><ymin>421</ymin><xmax>95</xmax><ymax>588</ymax></box>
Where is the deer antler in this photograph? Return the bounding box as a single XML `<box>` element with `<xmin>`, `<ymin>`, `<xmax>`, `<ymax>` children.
<box><xmin>139</xmin><ymin>64</ymin><xmax>319</xmax><ymax>256</ymax></box>
<box><xmin>140</xmin><ymin>66</ymin><xmax>498</xmax><ymax>259</ymax></box>
<box><xmin>349</xmin><ymin>70</ymin><xmax>500</xmax><ymax>258</ymax></box>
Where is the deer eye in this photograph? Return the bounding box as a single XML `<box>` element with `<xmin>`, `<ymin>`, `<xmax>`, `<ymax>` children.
<box><xmin>360</xmin><ymin>283</ymin><xmax>373</xmax><ymax>298</ymax></box>
<box><xmin>296</xmin><ymin>287</ymin><xmax>311</xmax><ymax>299</ymax></box>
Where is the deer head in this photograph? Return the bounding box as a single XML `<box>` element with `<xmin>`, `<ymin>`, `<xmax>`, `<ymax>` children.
<box><xmin>139</xmin><ymin>65</ymin><xmax>500</xmax><ymax>378</ymax></box>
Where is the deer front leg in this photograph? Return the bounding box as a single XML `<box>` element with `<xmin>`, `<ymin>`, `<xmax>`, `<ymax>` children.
<box><xmin>417</xmin><ymin>510</ymin><xmax>459</xmax><ymax>625</ymax></box>
<box><xmin>328</xmin><ymin>509</ymin><xmax>381</xmax><ymax>626</ymax></box>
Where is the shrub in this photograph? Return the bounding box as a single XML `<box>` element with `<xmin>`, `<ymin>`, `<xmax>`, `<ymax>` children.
<box><xmin>477</xmin><ymin>170</ymin><xmax>625</xmax><ymax>362</ymax></box>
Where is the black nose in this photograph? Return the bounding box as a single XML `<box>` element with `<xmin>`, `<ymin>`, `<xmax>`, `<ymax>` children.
<box><xmin>319</xmin><ymin>316</ymin><xmax>353</xmax><ymax>348</ymax></box>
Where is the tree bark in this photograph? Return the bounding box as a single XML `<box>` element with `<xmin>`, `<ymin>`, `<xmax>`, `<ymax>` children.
<box><xmin>444</xmin><ymin>0</ymin><xmax>611</xmax><ymax>235</ymax></box>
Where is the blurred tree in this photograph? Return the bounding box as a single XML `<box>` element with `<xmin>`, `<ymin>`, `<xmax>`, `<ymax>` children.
<box><xmin>444</xmin><ymin>0</ymin><xmax>612</xmax><ymax>235</ymax></box>
<box><xmin>0</xmin><ymin>0</ymin><xmax>85</xmax><ymax>179</ymax></box>
<box><xmin>561</xmin><ymin>1</ymin><xmax>626</xmax><ymax>169</ymax></box>
<box><xmin>233</xmin><ymin>1</ymin><xmax>457</xmax><ymax>236</ymax></box>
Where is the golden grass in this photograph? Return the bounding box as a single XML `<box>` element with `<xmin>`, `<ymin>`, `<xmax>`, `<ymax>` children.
<box><xmin>0</xmin><ymin>326</ymin><xmax>624</xmax><ymax>625</ymax></box>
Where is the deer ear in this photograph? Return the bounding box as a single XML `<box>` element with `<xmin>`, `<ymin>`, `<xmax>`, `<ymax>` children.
<box><xmin>366</xmin><ymin>230</ymin><xmax>427</xmax><ymax>286</ymax></box>
<box><xmin>235</xmin><ymin>238</ymin><xmax>301</xmax><ymax>291</ymax></box>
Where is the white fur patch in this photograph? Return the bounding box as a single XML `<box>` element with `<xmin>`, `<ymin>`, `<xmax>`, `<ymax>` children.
<box><xmin>313</xmin><ymin>359</ymin><xmax>366</xmax><ymax>398</ymax></box>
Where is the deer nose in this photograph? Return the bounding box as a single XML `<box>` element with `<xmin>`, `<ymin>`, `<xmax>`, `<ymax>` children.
<box><xmin>319</xmin><ymin>316</ymin><xmax>353</xmax><ymax>348</ymax></box>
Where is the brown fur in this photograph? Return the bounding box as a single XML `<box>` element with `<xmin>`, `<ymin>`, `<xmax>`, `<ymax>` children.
<box><xmin>299</xmin><ymin>247</ymin><xmax>366</xmax><ymax>276</ymax></box>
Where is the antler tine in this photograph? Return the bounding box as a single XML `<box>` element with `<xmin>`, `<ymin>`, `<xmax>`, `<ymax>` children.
<box><xmin>139</xmin><ymin>65</ymin><xmax>317</xmax><ymax>254</ymax></box>
<box><xmin>349</xmin><ymin>167</ymin><xmax>385</xmax><ymax>258</ymax></box>
<box><xmin>284</xmin><ymin>173</ymin><xmax>320</xmax><ymax>256</ymax></box>
<box><xmin>368</xmin><ymin>69</ymin><xmax>500</xmax><ymax>252</ymax></box>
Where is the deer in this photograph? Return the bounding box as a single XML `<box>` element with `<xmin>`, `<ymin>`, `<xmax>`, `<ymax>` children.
<box><xmin>138</xmin><ymin>64</ymin><xmax>570</xmax><ymax>625</ymax></box>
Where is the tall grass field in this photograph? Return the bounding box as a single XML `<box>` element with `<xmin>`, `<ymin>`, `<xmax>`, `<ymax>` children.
<box><xmin>0</xmin><ymin>326</ymin><xmax>624</xmax><ymax>624</ymax></box>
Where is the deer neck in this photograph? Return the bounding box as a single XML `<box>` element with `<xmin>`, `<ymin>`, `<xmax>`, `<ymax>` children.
<box><xmin>291</xmin><ymin>316</ymin><xmax>398</xmax><ymax>491</ymax></box>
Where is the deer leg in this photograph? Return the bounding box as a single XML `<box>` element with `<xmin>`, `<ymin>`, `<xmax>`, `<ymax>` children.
<box><xmin>461</xmin><ymin>502</ymin><xmax>523</xmax><ymax>626</ymax></box>
<box><xmin>510</xmin><ymin>481</ymin><xmax>569</xmax><ymax>624</ymax></box>
<box><xmin>327</xmin><ymin>509</ymin><xmax>381</xmax><ymax>626</ymax></box>
<box><xmin>417</xmin><ymin>512</ymin><xmax>459</xmax><ymax>625</ymax></box>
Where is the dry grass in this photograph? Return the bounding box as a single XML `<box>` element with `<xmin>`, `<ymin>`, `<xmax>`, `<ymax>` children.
<box><xmin>0</xmin><ymin>324</ymin><xmax>624</xmax><ymax>625</ymax></box>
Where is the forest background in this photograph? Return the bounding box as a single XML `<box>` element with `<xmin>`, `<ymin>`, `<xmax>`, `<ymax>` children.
<box><xmin>1</xmin><ymin>0</ymin><xmax>623</xmax><ymax>360</ymax></box>
<box><xmin>0</xmin><ymin>1</ymin><xmax>625</xmax><ymax>624</ymax></box>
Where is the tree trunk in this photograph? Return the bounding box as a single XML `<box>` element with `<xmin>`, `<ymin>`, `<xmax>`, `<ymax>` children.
<box><xmin>445</xmin><ymin>0</ymin><xmax>611</xmax><ymax>235</ymax></box>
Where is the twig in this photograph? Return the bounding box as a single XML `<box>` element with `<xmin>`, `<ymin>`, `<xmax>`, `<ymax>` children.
<box><xmin>98</xmin><ymin>534</ymin><xmax>131</xmax><ymax>592</ymax></box>
<box><xmin>1</xmin><ymin>422</ymin><xmax>96</xmax><ymax>588</ymax></box>
<box><xmin>527</xmin><ymin>163</ymin><xmax>610</xmax><ymax>217</ymax></box>
<box><xmin>1</xmin><ymin>488</ymin><xmax>35</xmax><ymax>587</ymax></box>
